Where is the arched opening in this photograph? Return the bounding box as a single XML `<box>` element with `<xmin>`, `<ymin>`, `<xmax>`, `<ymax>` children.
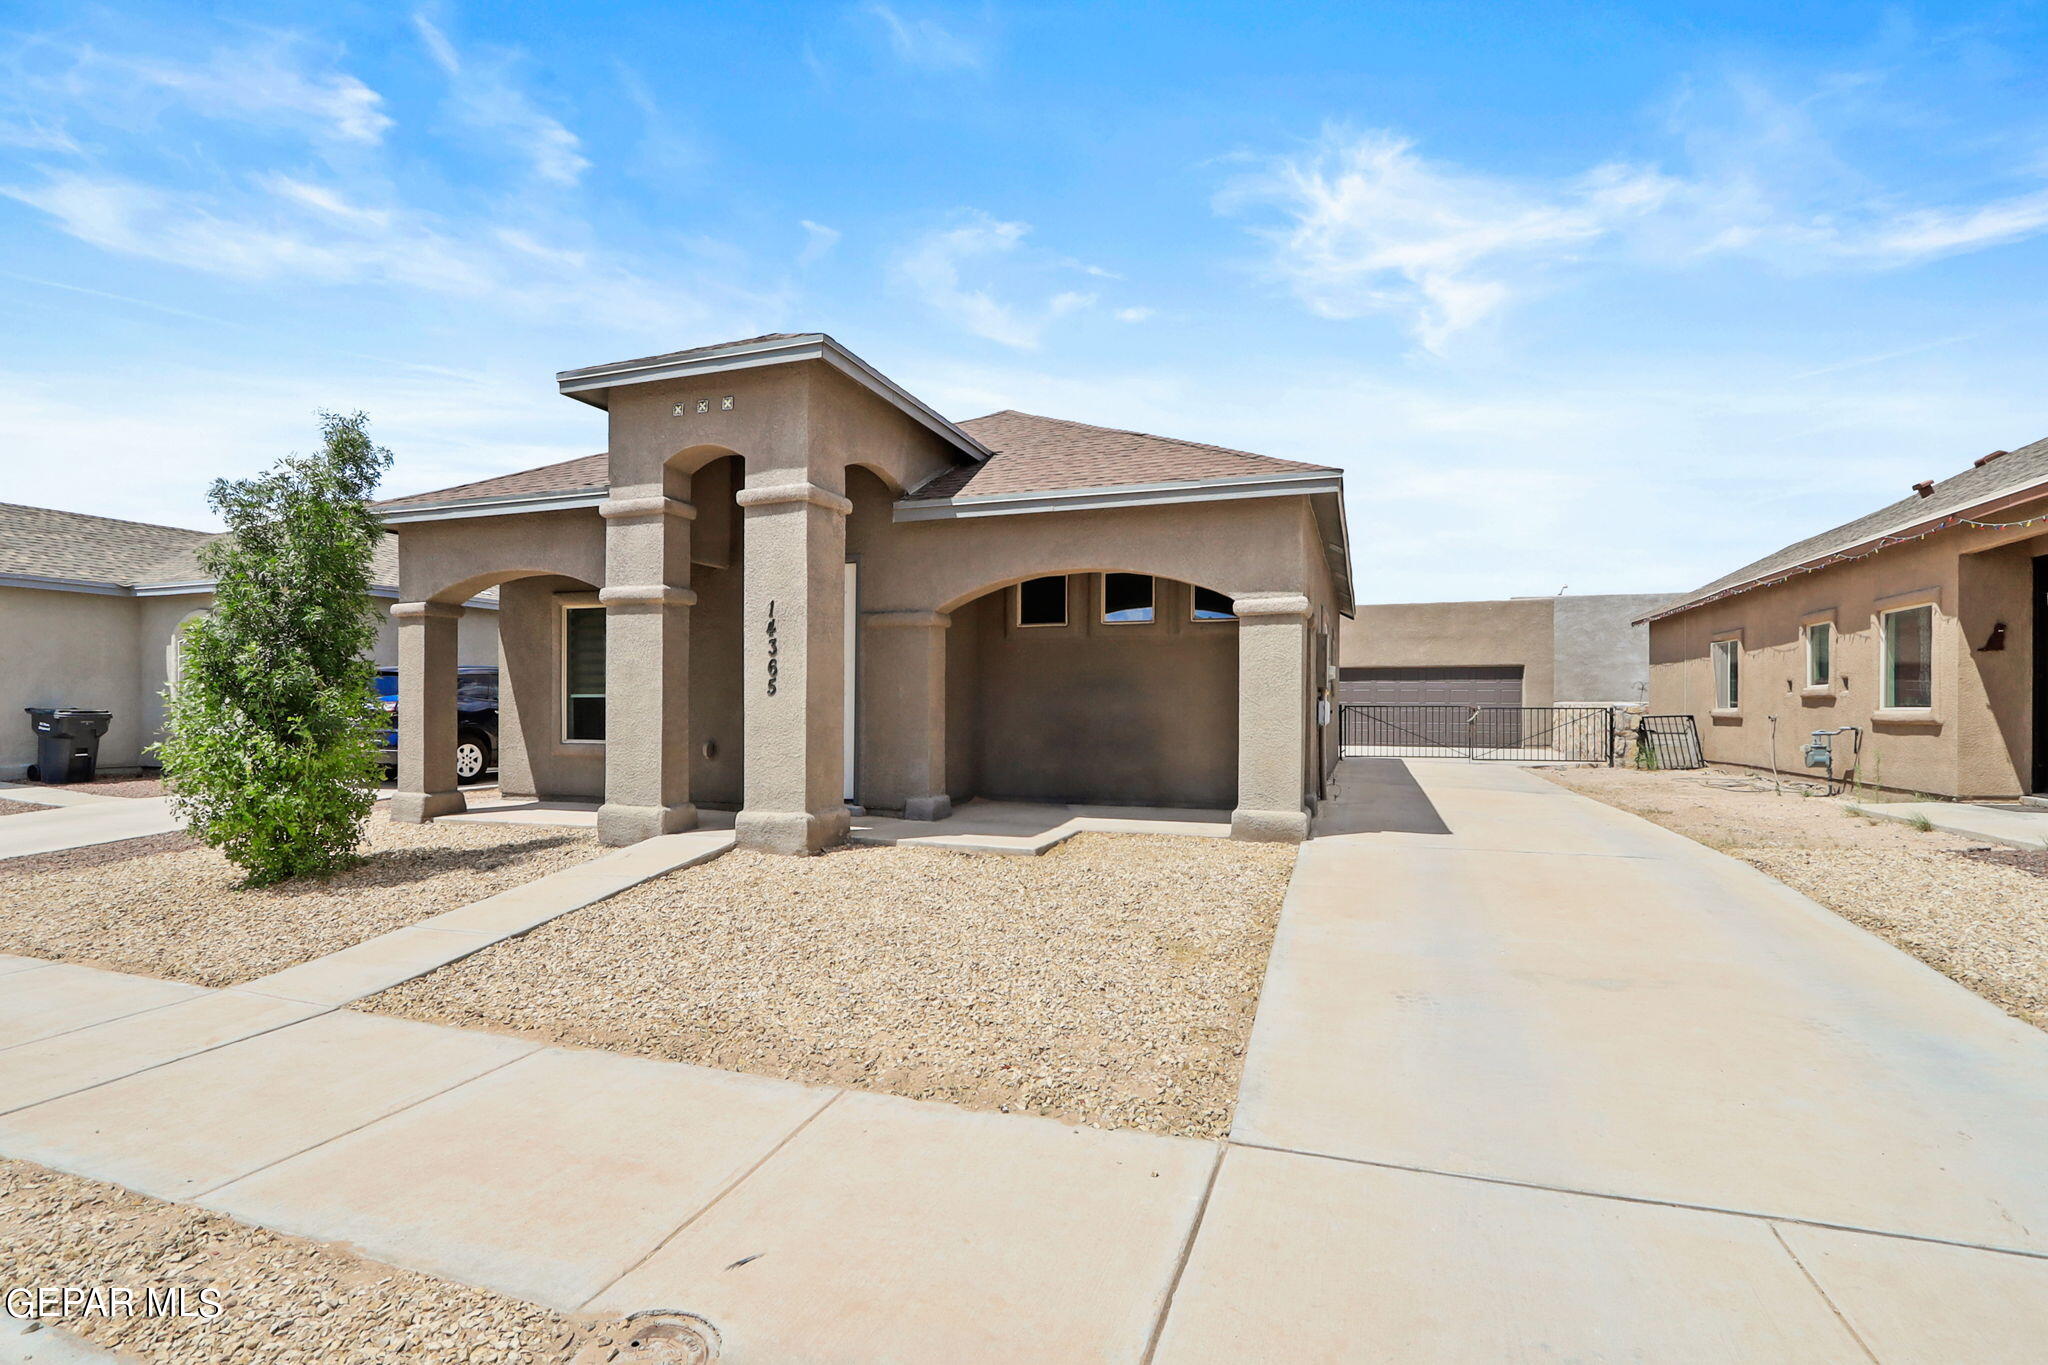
<box><xmin>678</xmin><ymin>452</ymin><xmax>747</xmax><ymax>808</ymax></box>
<box><xmin>478</xmin><ymin>570</ymin><xmax>603</xmax><ymax>802</ymax></box>
<box><xmin>945</xmin><ymin>570</ymin><xmax>1240</xmax><ymax>809</ymax></box>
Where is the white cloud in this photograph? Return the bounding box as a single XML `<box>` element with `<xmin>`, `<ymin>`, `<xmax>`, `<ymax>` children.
<box><xmin>1114</xmin><ymin>306</ymin><xmax>1154</xmax><ymax>323</ymax></box>
<box><xmin>896</xmin><ymin>211</ymin><xmax>1095</xmax><ymax>348</ymax></box>
<box><xmin>1219</xmin><ymin>127</ymin><xmax>1676</xmax><ymax>353</ymax></box>
<box><xmin>0</xmin><ymin>118</ymin><xmax>80</xmax><ymax>153</ymax></box>
<box><xmin>799</xmin><ymin>219</ymin><xmax>842</xmax><ymax>266</ymax></box>
<box><xmin>36</xmin><ymin>39</ymin><xmax>393</xmax><ymax>145</ymax></box>
<box><xmin>861</xmin><ymin>3</ymin><xmax>983</xmax><ymax>71</ymax></box>
<box><xmin>412</xmin><ymin>14</ymin><xmax>588</xmax><ymax>186</ymax></box>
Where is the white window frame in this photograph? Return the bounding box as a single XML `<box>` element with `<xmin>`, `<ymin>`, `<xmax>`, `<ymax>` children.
<box><xmin>1802</xmin><ymin>621</ymin><xmax>1833</xmax><ymax>690</ymax></box>
<box><xmin>558</xmin><ymin>595</ymin><xmax>606</xmax><ymax>745</ymax></box>
<box><xmin>1711</xmin><ymin>638</ymin><xmax>1741</xmax><ymax>712</ymax></box>
<box><xmin>1880</xmin><ymin>603</ymin><xmax>1935</xmax><ymax>711</ymax></box>
<box><xmin>1189</xmin><ymin>584</ymin><xmax>1236</xmax><ymax>623</ymax></box>
<box><xmin>1014</xmin><ymin>575</ymin><xmax>1069</xmax><ymax>629</ymax></box>
<box><xmin>1100</xmin><ymin>572</ymin><xmax>1155</xmax><ymax>626</ymax></box>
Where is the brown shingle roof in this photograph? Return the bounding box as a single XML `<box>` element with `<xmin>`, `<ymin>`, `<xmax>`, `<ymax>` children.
<box><xmin>374</xmin><ymin>454</ymin><xmax>609</xmax><ymax>511</ymax></box>
<box><xmin>0</xmin><ymin>503</ymin><xmax>213</xmax><ymax>585</ymax></box>
<box><xmin>132</xmin><ymin>533</ymin><xmax>403</xmax><ymax>590</ymax></box>
<box><xmin>1652</xmin><ymin>435</ymin><xmax>2048</xmax><ymax>620</ymax></box>
<box><xmin>372</xmin><ymin>413</ymin><xmax>1335</xmax><ymax>514</ymax></box>
<box><xmin>911</xmin><ymin>411</ymin><xmax>1337</xmax><ymax>500</ymax></box>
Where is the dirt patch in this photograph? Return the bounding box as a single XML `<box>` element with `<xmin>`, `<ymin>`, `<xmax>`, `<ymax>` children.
<box><xmin>0</xmin><ymin>797</ymin><xmax>47</xmax><ymax>818</ymax></box>
<box><xmin>0</xmin><ymin>1156</ymin><xmax>587</xmax><ymax>1363</ymax></box>
<box><xmin>367</xmin><ymin>833</ymin><xmax>1295</xmax><ymax>1139</ymax></box>
<box><xmin>0</xmin><ymin>818</ymin><xmax>602</xmax><ymax>987</ymax></box>
<box><xmin>1543</xmin><ymin>766</ymin><xmax>2048</xmax><ymax>1029</ymax></box>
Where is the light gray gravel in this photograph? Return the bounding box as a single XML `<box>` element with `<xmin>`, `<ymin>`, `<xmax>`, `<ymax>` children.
<box><xmin>0</xmin><ymin>818</ymin><xmax>601</xmax><ymax>988</ymax></box>
<box><xmin>367</xmin><ymin>833</ymin><xmax>1297</xmax><ymax>1138</ymax></box>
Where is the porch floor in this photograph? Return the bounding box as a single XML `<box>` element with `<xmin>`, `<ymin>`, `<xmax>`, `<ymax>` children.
<box><xmin>849</xmin><ymin>797</ymin><xmax>1232</xmax><ymax>855</ymax></box>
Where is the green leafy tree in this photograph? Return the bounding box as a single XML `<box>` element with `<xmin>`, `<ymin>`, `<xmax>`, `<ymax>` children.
<box><xmin>155</xmin><ymin>412</ymin><xmax>394</xmax><ymax>885</ymax></box>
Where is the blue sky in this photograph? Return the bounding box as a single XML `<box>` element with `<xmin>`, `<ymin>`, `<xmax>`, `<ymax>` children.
<box><xmin>3</xmin><ymin>1</ymin><xmax>2045</xmax><ymax>600</ymax></box>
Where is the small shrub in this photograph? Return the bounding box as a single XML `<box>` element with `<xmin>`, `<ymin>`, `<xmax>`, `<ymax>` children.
<box><xmin>1907</xmin><ymin>813</ymin><xmax>1935</xmax><ymax>833</ymax></box>
<box><xmin>154</xmin><ymin>412</ymin><xmax>393</xmax><ymax>886</ymax></box>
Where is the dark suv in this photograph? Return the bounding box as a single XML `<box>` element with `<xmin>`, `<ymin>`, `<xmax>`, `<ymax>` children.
<box><xmin>373</xmin><ymin>666</ymin><xmax>499</xmax><ymax>783</ymax></box>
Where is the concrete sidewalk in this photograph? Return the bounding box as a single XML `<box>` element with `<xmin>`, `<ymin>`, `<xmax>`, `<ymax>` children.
<box><xmin>0</xmin><ymin>795</ymin><xmax>181</xmax><ymax>861</ymax></box>
<box><xmin>1851</xmin><ymin>797</ymin><xmax>2048</xmax><ymax>849</ymax></box>
<box><xmin>5</xmin><ymin>762</ymin><xmax>2048</xmax><ymax>1359</ymax></box>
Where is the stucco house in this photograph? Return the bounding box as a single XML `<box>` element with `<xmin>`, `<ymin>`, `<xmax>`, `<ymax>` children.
<box><xmin>376</xmin><ymin>332</ymin><xmax>1353</xmax><ymax>852</ymax></box>
<box><xmin>1338</xmin><ymin>592</ymin><xmax>1676</xmax><ymax>710</ymax></box>
<box><xmin>0</xmin><ymin>503</ymin><xmax>498</xmax><ymax>780</ymax></box>
<box><xmin>1644</xmin><ymin>436</ymin><xmax>2048</xmax><ymax>800</ymax></box>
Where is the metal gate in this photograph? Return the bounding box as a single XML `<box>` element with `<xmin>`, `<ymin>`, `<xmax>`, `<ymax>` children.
<box><xmin>1339</xmin><ymin>705</ymin><xmax>1616</xmax><ymax>763</ymax></box>
<box><xmin>1622</xmin><ymin>714</ymin><xmax>1704</xmax><ymax>770</ymax></box>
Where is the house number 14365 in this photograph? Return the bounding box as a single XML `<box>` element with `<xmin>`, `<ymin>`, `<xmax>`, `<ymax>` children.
<box><xmin>764</xmin><ymin>600</ymin><xmax>779</xmax><ymax>695</ymax></box>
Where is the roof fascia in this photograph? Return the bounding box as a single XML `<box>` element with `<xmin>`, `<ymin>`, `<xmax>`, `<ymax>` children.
<box><xmin>378</xmin><ymin>489</ymin><xmax>608</xmax><ymax>525</ymax></box>
<box><xmin>0</xmin><ymin>572</ymin><xmax>130</xmax><ymax>597</ymax></box>
<box><xmin>891</xmin><ymin>470</ymin><xmax>1342</xmax><ymax>522</ymax></box>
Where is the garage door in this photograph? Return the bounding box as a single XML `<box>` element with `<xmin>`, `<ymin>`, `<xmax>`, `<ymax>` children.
<box><xmin>1337</xmin><ymin>665</ymin><xmax>1524</xmax><ymax>708</ymax></box>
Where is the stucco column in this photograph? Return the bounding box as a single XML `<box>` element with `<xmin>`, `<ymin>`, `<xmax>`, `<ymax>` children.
<box><xmin>735</xmin><ymin>478</ymin><xmax>852</xmax><ymax>854</ymax></box>
<box><xmin>1232</xmin><ymin>592</ymin><xmax>1312</xmax><ymax>842</ymax></box>
<box><xmin>860</xmin><ymin>610</ymin><xmax>951</xmax><ymax>820</ymax></box>
<box><xmin>597</xmin><ymin>494</ymin><xmax>697</xmax><ymax>845</ymax></box>
<box><xmin>390</xmin><ymin>600</ymin><xmax>465</xmax><ymax>823</ymax></box>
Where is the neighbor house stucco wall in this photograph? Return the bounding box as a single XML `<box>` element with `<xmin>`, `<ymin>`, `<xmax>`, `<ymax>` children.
<box><xmin>0</xmin><ymin>586</ymin><xmax>143</xmax><ymax>777</ymax></box>
<box><xmin>1551</xmin><ymin>593</ymin><xmax>1676</xmax><ymax>704</ymax></box>
<box><xmin>1647</xmin><ymin>504</ymin><xmax>2047</xmax><ymax>799</ymax></box>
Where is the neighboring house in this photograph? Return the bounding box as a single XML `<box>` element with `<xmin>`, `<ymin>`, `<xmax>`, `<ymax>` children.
<box><xmin>1644</xmin><ymin>436</ymin><xmax>2048</xmax><ymax>800</ymax></box>
<box><xmin>1338</xmin><ymin>594</ymin><xmax>1676</xmax><ymax>709</ymax></box>
<box><xmin>0</xmin><ymin>504</ymin><xmax>499</xmax><ymax>780</ymax></box>
<box><xmin>375</xmin><ymin>332</ymin><xmax>1353</xmax><ymax>852</ymax></box>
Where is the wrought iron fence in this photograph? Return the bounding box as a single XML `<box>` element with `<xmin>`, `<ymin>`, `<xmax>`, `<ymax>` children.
<box><xmin>1338</xmin><ymin>705</ymin><xmax>1616</xmax><ymax>763</ymax></box>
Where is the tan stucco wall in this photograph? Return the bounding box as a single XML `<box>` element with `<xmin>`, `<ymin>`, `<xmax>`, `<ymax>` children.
<box><xmin>946</xmin><ymin>575</ymin><xmax>1238</xmax><ymax>807</ymax></box>
<box><xmin>1340</xmin><ymin>598</ymin><xmax>1557</xmax><ymax>705</ymax></box>
<box><xmin>1648</xmin><ymin>506</ymin><xmax>2047</xmax><ymax>799</ymax></box>
<box><xmin>0</xmin><ymin>586</ymin><xmax>143</xmax><ymax>776</ymax></box>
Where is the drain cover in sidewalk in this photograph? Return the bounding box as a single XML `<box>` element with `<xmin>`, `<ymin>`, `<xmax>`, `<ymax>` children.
<box><xmin>568</xmin><ymin>1311</ymin><xmax>721</xmax><ymax>1364</ymax></box>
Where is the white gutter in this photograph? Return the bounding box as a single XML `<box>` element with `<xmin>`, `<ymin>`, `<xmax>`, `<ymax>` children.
<box><xmin>555</xmin><ymin>333</ymin><xmax>993</xmax><ymax>463</ymax></box>
<box><xmin>0</xmin><ymin>572</ymin><xmax>128</xmax><ymax>597</ymax></box>
<box><xmin>377</xmin><ymin>488</ymin><xmax>608</xmax><ymax>525</ymax></box>
<box><xmin>891</xmin><ymin>470</ymin><xmax>1343</xmax><ymax>521</ymax></box>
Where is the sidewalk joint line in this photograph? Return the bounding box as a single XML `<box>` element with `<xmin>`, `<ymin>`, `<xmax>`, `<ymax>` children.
<box><xmin>1770</xmin><ymin>1222</ymin><xmax>1880</xmax><ymax>1362</ymax></box>
<box><xmin>184</xmin><ymin>1043</ymin><xmax>543</xmax><ymax>1202</ymax></box>
<box><xmin>0</xmin><ymin>985</ymin><xmax>207</xmax><ymax>1058</ymax></box>
<box><xmin>575</xmin><ymin>1087</ymin><xmax>844</xmax><ymax>1312</ymax></box>
<box><xmin>1225</xmin><ymin>1139</ymin><xmax>2048</xmax><ymax>1265</ymax></box>
<box><xmin>1140</xmin><ymin>1139</ymin><xmax>1227</xmax><ymax>1365</ymax></box>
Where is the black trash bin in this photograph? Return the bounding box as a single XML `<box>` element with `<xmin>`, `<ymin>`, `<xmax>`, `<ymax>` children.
<box><xmin>24</xmin><ymin>708</ymin><xmax>113</xmax><ymax>783</ymax></box>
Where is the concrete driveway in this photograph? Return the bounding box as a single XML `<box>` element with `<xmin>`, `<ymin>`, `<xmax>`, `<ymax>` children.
<box><xmin>1174</xmin><ymin>758</ymin><xmax>2048</xmax><ymax>1359</ymax></box>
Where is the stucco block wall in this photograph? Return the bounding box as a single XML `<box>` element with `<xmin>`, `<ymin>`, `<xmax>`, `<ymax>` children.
<box><xmin>949</xmin><ymin>575</ymin><xmax>1238</xmax><ymax>807</ymax></box>
<box><xmin>1648</xmin><ymin>513</ymin><xmax>2046</xmax><ymax>799</ymax></box>
<box><xmin>1</xmin><ymin>587</ymin><xmax>144</xmax><ymax>776</ymax></box>
<box><xmin>1341</xmin><ymin>598</ymin><xmax>1557</xmax><ymax>705</ymax></box>
<box><xmin>1551</xmin><ymin>592</ymin><xmax>1677</xmax><ymax>704</ymax></box>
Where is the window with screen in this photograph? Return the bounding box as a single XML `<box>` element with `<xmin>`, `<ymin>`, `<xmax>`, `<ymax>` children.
<box><xmin>564</xmin><ymin>606</ymin><xmax>606</xmax><ymax>741</ymax></box>
<box><xmin>1192</xmin><ymin>586</ymin><xmax>1235</xmax><ymax>621</ymax></box>
<box><xmin>1883</xmin><ymin>605</ymin><xmax>1933</xmax><ymax>709</ymax></box>
<box><xmin>1017</xmin><ymin>575</ymin><xmax>1067</xmax><ymax>627</ymax></box>
<box><xmin>1712</xmin><ymin>638</ymin><xmax>1740</xmax><ymax>710</ymax></box>
<box><xmin>1804</xmin><ymin>622</ymin><xmax>1832</xmax><ymax>688</ymax></box>
<box><xmin>1102</xmin><ymin>573</ymin><xmax>1154</xmax><ymax>624</ymax></box>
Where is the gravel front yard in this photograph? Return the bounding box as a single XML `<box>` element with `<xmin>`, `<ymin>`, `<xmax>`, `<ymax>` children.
<box><xmin>0</xmin><ymin>818</ymin><xmax>602</xmax><ymax>987</ymax></box>
<box><xmin>367</xmin><ymin>833</ymin><xmax>1296</xmax><ymax>1138</ymax></box>
<box><xmin>0</xmin><ymin>797</ymin><xmax>46</xmax><ymax>817</ymax></box>
<box><xmin>1543</xmin><ymin>766</ymin><xmax>2048</xmax><ymax>1028</ymax></box>
<box><xmin>1</xmin><ymin>1156</ymin><xmax>582</xmax><ymax>1364</ymax></box>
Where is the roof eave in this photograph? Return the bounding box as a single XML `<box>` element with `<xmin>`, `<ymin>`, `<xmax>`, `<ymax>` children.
<box><xmin>891</xmin><ymin>470</ymin><xmax>1343</xmax><ymax>521</ymax></box>
<box><xmin>555</xmin><ymin>333</ymin><xmax>993</xmax><ymax>463</ymax></box>
<box><xmin>1641</xmin><ymin>477</ymin><xmax>2048</xmax><ymax>623</ymax></box>
<box><xmin>377</xmin><ymin>488</ymin><xmax>609</xmax><ymax>525</ymax></box>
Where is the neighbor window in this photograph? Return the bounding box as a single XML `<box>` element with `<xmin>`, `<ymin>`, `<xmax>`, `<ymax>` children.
<box><xmin>1883</xmin><ymin>604</ymin><xmax>1934</xmax><ymax>709</ymax></box>
<box><xmin>564</xmin><ymin>604</ymin><xmax>606</xmax><ymax>741</ymax></box>
<box><xmin>1102</xmin><ymin>573</ymin><xmax>1154</xmax><ymax>624</ymax></box>
<box><xmin>1191</xmin><ymin>586</ymin><xmax>1236</xmax><ymax>621</ymax></box>
<box><xmin>1804</xmin><ymin>622</ymin><xmax>1832</xmax><ymax>688</ymax></box>
<box><xmin>1712</xmin><ymin>638</ymin><xmax>1740</xmax><ymax>711</ymax></box>
<box><xmin>1017</xmin><ymin>575</ymin><xmax>1067</xmax><ymax>627</ymax></box>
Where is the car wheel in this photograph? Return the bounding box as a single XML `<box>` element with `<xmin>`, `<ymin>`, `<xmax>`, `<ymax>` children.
<box><xmin>455</xmin><ymin>737</ymin><xmax>490</xmax><ymax>782</ymax></box>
